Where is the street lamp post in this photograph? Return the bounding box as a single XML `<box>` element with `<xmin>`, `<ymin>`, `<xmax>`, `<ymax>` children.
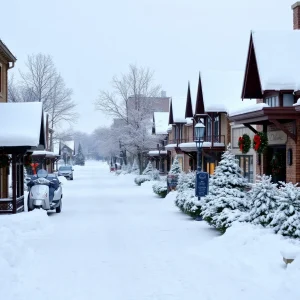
<box><xmin>194</xmin><ymin>121</ymin><xmax>206</xmax><ymax>221</ymax></box>
<box><xmin>194</xmin><ymin>122</ymin><xmax>206</xmax><ymax>172</ymax></box>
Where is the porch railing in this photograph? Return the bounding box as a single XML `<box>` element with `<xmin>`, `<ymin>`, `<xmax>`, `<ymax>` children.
<box><xmin>0</xmin><ymin>195</ymin><xmax>24</xmax><ymax>214</ymax></box>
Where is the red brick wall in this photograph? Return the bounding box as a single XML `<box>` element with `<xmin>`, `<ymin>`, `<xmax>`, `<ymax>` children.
<box><xmin>292</xmin><ymin>3</ymin><xmax>300</xmax><ymax>29</ymax></box>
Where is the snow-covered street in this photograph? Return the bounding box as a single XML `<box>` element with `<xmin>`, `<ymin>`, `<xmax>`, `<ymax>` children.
<box><xmin>2</xmin><ymin>161</ymin><xmax>300</xmax><ymax>300</ymax></box>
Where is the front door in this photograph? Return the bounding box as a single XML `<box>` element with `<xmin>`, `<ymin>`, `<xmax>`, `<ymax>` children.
<box><xmin>267</xmin><ymin>146</ymin><xmax>286</xmax><ymax>183</ymax></box>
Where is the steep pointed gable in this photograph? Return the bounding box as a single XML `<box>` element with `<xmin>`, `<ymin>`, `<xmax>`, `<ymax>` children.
<box><xmin>185</xmin><ymin>82</ymin><xmax>193</xmax><ymax>118</ymax></box>
<box><xmin>195</xmin><ymin>73</ymin><xmax>205</xmax><ymax>115</ymax></box>
<box><xmin>168</xmin><ymin>100</ymin><xmax>174</xmax><ymax>125</ymax></box>
<box><xmin>241</xmin><ymin>32</ymin><xmax>263</xmax><ymax>99</ymax></box>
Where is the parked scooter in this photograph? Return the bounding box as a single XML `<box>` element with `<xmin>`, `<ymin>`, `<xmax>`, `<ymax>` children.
<box><xmin>27</xmin><ymin>169</ymin><xmax>63</xmax><ymax>213</ymax></box>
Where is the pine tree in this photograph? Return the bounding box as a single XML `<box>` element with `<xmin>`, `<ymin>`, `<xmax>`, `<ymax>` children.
<box><xmin>169</xmin><ymin>156</ymin><xmax>181</xmax><ymax>175</ymax></box>
<box><xmin>131</xmin><ymin>158</ymin><xmax>140</xmax><ymax>175</ymax></box>
<box><xmin>142</xmin><ymin>161</ymin><xmax>153</xmax><ymax>175</ymax></box>
<box><xmin>175</xmin><ymin>172</ymin><xmax>197</xmax><ymax>213</ymax></box>
<box><xmin>201</xmin><ymin>149</ymin><xmax>249</xmax><ymax>233</ymax></box>
<box><xmin>270</xmin><ymin>182</ymin><xmax>300</xmax><ymax>238</ymax></box>
<box><xmin>75</xmin><ymin>143</ymin><xmax>85</xmax><ymax>166</ymax></box>
<box><xmin>142</xmin><ymin>161</ymin><xmax>160</xmax><ymax>180</ymax></box>
<box><xmin>246</xmin><ymin>175</ymin><xmax>279</xmax><ymax>226</ymax></box>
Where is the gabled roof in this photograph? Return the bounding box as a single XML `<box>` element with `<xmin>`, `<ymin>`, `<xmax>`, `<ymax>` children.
<box><xmin>62</xmin><ymin>141</ymin><xmax>75</xmax><ymax>152</ymax></box>
<box><xmin>153</xmin><ymin>112</ymin><xmax>169</xmax><ymax>134</ymax></box>
<box><xmin>242</xmin><ymin>30</ymin><xmax>300</xmax><ymax>98</ymax></box>
<box><xmin>0</xmin><ymin>40</ymin><xmax>16</xmax><ymax>63</ymax></box>
<box><xmin>0</xmin><ymin>102</ymin><xmax>45</xmax><ymax>148</ymax></box>
<box><xmin>168</xmin><ymin>96</ymin><xmax>187</xmax><ymax>124</ymax></box>
<box><xmin>199</xmin><ymin>70</ymin><xmax>245</xmax><ymax>114</ymax></box>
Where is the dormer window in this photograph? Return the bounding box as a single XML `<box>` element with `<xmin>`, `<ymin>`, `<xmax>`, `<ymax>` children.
<box><xmin>265</xmin><ymin>96</ymin><xmax>279</xmax><ymax>107</ymax></box>
<box><xmin>283</xmin><ymin>94</ymin><xmax>294</xmax><ymax>106</ymax></box>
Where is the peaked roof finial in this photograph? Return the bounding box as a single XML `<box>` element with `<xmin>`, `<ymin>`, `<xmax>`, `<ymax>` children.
<box><xmin>185</xmin><ymin>81</ymin><xmax>193</xmax><ymax>118</ymax></box>
<box><xmin>195</xmin><ymin>72</ymin><xmax>205</xmax><ymax>115</ymax></box>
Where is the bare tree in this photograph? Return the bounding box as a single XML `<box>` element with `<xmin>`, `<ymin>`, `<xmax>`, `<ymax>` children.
<box><xmin>95</xmin><ymin>64</ymin><xmax>161</xmax><ymax>173</ymax></box>
<box><xmin>19</xmin><ymin>53</ymin><xmax>57</xmax><ymax>103</ymax></box>
<box><xmin>10</xmin><ymin>53</ymin><xmax>78</xmax><ymax>150</ymax></box>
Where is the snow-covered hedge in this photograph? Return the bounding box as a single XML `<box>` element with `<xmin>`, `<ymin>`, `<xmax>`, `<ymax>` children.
<box><xmin>175</xmin><ymin>172</ymin><xmax>202</xmax><ymax>218</ymax></box>
<box><xmin>134</xmin><ymin>162</ymin><xmax>160</xmax><ymax>185</ymax></box>
<box><xmin>152</xmin><ymin>181</ymin><xmax>168</xmax><ymax>198</ymax></box>
<box><xmin>134</xmin><ymin>175</ymin><xmax>151</xmax><ymax>186</ymax></box>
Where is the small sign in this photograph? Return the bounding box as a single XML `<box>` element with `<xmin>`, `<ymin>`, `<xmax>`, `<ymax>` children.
<box><xmin>267</xmin><ymin>130</ymin><xmax>287</xmax><ymax>145</ymax></box>
<box><xmin>195</xmin><ymin>171</ymin><xmax>209</xmax><ymax>197</ymax></box>
<box><xmin>167</xmin><ymin>174</ymin><xmax>178</xmax><ymax>191</ymax></box>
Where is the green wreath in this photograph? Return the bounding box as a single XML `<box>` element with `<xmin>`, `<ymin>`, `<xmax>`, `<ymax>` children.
<box><xmin>238</xmin><ymin>133</ymin><xmax>251</xmax><ymax>154</ymax></box>
<box><xmin>253</xmin><ymin>132</ymin><xmax>268</xmax><ymax>154</ymax></box>
<box><xmin>0</xmin><ymin>154</ymin><xmax>11</xmax><ymax>168</ymax></box>
<box><xmin>24</xmin><ymin>154</ymin><xmax>32</xmax><ymax>167</ymax></box>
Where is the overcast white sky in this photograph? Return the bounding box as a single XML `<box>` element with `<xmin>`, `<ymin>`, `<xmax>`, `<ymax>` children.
<box><xmin>1</xmin><ymin>0</ymin><xmax>295</xmax><ymax>133</ymax></box>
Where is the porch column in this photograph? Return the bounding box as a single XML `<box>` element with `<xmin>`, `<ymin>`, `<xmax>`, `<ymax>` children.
<box><xmin>12</xmin><ymin>154</ymin><xmax>17</xmax><ymax>214</ymax></box>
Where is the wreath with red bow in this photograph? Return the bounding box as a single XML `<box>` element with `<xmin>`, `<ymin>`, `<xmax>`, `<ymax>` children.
<box><xmin>253</xmin><ymin>132</ymin><xmax>268</xmax><ymax>154</ymax></box>
<box><xmin>238</xmin><ymin>134</ymin><xmax>251</xmax><ymax>154</ymax></box>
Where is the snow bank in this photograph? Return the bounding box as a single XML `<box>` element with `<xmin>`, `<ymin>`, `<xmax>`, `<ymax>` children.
<box><xmin>192</xmin><ymin>222</ymin><xmax>300</xmax><ymax>299</ymax></box>
<box><xmin>0</xmin><ymin>210</ymin><xmax>53</xmax><ymax>298</ymax></box>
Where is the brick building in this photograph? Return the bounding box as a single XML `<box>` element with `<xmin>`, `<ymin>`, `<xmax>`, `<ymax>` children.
<box><xmin>229</xmin><ymin>2</ymin><xmax>300</xmax><ymax>184</ymax></box>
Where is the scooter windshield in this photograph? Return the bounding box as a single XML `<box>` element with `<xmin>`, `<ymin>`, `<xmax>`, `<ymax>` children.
<box><xmin>37</xmin><ymin>169</ymin><xmax>48</xmax><ymax>178</ymax></box>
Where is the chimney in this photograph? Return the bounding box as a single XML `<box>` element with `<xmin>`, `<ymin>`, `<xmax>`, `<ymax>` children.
<box><xmin>161</xmin><ymin>90</ymin><xmax>167</xmax><ymax>97</ymax></box>
<box><xmin>292</xmin><ymin>2</ymin><xmax>300</xmax><ymax>29</ymax></box>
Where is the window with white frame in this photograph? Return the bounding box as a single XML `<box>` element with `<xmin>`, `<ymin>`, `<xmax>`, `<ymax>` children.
<box><xmin>265</xmin><ymin>96</ymin><xmax>279</xmax><ymax>107</ymax></box>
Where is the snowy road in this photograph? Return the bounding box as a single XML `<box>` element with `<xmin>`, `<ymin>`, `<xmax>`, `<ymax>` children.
<box><xmin>3</xmin><ymin>161</ymin><xmax>300</xmax><ymax>300</ymax></box>
<box><xmin>10</xmin><ymin>161</ymin><xmax>217</xmax><ymax>300</ymax></box>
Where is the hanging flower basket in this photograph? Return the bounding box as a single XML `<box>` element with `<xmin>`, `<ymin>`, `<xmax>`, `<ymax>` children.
<box><xmin>24</xmin><ymin>154</ymin><xmax>32</xmax><ymax>167</ymax></box>
<box><xmin>0</xmin><ymin>154</ymin><xmax>11</xmax><ymax>169</ymax></box>
<box><xmin>253</xmin><ymin>132</ymin><xmax>268</xmax><ymax>154</ymax></box>
<box><xmin>238</xmin><ymin>133</ymin><xmax>251</xmax><ymax>154</ymax></box>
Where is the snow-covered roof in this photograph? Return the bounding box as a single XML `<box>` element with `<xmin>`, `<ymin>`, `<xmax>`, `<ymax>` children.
<box><xmin>154</xmin><ymin>112</ymin><xmax>169</xmax><ymax>134</ymax></box>
<box><xmin>252</xmin><ymin>30</ymin><xmax>300</xmax><ymax>91</ymax></box>
<box><xmin>201</xmin><ymin>70</ymin><xmax>248</xmax><ymax>113</ymax></box>
<box><xmin>179</xmin><ymin>142</ymin><xmax>225</xmax><ymax>152</ymax></box>
<box><xmin>186</xmin><ymin>117</ymin><xmax>193</xmax><ymax>125</ymax></box>
<box><xmin>0</xmin><ymin>102</ymin><xmax>44</xmax><ymax>147</ymax></box>
<box><xmin>62</xmin><ymin>141</ymin><xmax>75</xmax><ymax>152</ymax></box>
<box><xmin>148</xmin><ymin>150</ymin><xmax>168</xmax><ymax>156</ymax></box>
<box><xmin>171</xmin><ymin>96</ymin><xmax>187</xmax><ymax>123</ymax></box>
<box><xmin>32</xmin><ymin>151</ymin><xmax>57</xmax><ymax>157</ymax></box>
<box><xmin>230</xmin><ymin>103</ymin><xmax>269</xmax><ymax>117</ymax></box>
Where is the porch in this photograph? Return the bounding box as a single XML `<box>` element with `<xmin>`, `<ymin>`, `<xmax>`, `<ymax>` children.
<box><xmin>0</xmin><ymin>102</ymin><xmax>46</xmax><ymax>214</ymax></box>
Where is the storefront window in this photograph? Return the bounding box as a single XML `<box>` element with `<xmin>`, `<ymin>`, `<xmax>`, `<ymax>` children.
<box><xmin>235</xmin><ymin>155</ymin><xmax>253</xmax><ymax>183</ymax></box>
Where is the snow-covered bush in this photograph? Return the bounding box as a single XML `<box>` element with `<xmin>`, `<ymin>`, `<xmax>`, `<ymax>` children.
<box><xmin>142</xmin><ymin>161</ymin><xmax>160</xmax><ymax>180</ymax></box>
<box><xmin>269</xmin><ymin>182</ymin><xmax>300</xmax><ymax>238</ymax></box>
<box><xmin>134</xmin><ymin>175</ymin><xmax>151</xmax><ymax>186</ymax></box>
<box><xmin>201</xmin><ymin>149</ymin><xmax>249</xmax><ymax>233</ymax></box>
<box><xmin>167</xmin><ymin>156</ymin><xmax>181</xmax><ymax>191</ymax></box>
<box><xmin>245</xmin><ymin>175</ymin><xmax>279</xmax><ymax>226</ymax></box>
<box><xmin>152</xmin><ymin>180</ymin><xmax>168</xmax><ymax>198</ymax></box>
<box><xmin>175</xmin><ymin>171</ymin><xmax>202</xmax><ymax>217</ymax></box>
